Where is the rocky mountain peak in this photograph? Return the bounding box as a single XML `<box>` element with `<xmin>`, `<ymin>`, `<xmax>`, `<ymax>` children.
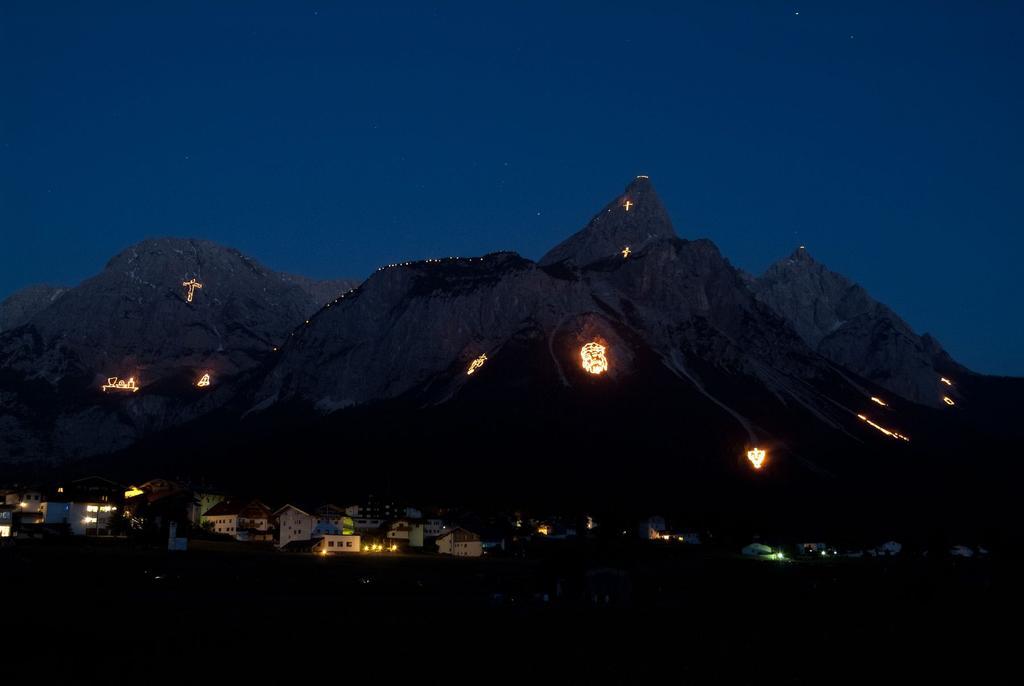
<box><xmin>752</xmin><ymin>249</ymin><xmax>959</xmax><ymax>406</ymax></box>
<box><xmin>540</xmin><ymin>176</ymin><xmax>675</xmax><ymax>268</ymax></box>
<box><xmin>787</xmin><ymin>245</ymin><xmax>816</xmax><ymax>265</ymax></box>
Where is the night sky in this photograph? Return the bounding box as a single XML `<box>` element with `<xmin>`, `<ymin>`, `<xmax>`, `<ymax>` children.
<box><xmin>2</xmin><ymin>2</ymin><xmax>1021</xmax><ymax>374</ymax></box>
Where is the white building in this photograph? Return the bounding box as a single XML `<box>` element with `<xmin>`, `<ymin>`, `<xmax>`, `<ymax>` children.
<box><xmin>436</xmin><ymin>528</ymin><xmax>483</xmax><ymax>557</ymax></box>
<box><xmin>314</xmin><ymin>534</ymin><xmax>361</xmax><ymax>554</ymax></box>
<box><xmin>741</xmin><ymin>543</ymin><xmax>778</xmax><ymax>558</ymax></box>
<box><xmin>273</xmin><ymin>504</ymin><xmax>315</xmax><ymax>548</ymax></box>
<box><xmin>386</xmin><ymin>520</ymin><xmax>410</xmax><ymax>541</ymax></box>
<box><xmin>203</xmin><ymin>499</ymin><xmax>272</xmax><ymax>541</ymax></box>
<box><xmin>42</xmin><ymin>501</ymin><xmax>119</xmax><ymax>536</ymax></box>
<box><xmin>4</xmin><ymin>489</ymin><xmax>43</xmax><ymax>514</ymax></box>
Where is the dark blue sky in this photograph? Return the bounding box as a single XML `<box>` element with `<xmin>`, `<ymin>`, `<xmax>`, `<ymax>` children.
<box><xmin>2</xmin><ymin>2</ymin><xmax>1021</xmax><ymax>374</ymax></box>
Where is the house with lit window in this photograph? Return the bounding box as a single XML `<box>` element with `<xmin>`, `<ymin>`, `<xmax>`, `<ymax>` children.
<box><xmin>313</xmin><ymin>534</ymin><xmax>361</xmax><ymax>554</ymax></box>
<box><xmin>3</xmin><ymin>488</ymin><xmax>44</xmax><ymax>514</ymax></box>
<box><xmin>42</xmin><ymin>477</ymin><xmax>125</xmax><ymax>536</ymax></box>
<box><xmin>202</xmin><ymin>499</ymin><xmax>273</xmax><ymax>542</ymax></box>
<box><xmin>0</xmin><ymin>505</ymin><xmax>14</xmax><ymax>538</ymax></box>
<box><xmin>41</xmin><ymin>500</ymin><xmax>121</xmax><ymax>536</ymax></box>
<box><xmin>273</xmin><ymin>504</ymin><xmax>315</xmax><ymax>548</ymax></box>
<box><xmin>1</xmin><ymin>488</ymin><xmax>44</xmax><ymax>527</ymax></box>
<box><xmin>436</xmin><ymin>528</ymin><xmax>483</xmax><ymax>557</ymax></box>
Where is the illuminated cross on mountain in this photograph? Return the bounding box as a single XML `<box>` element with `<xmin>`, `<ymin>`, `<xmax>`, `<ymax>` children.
<box><xmin>182</xmin><ymin>278</ymin><xmax>203</xmax><ymax>303</ymax></box>
<box><xmin>621</xmin><ymin>246</ymin><xmax>631</xmax><ymax>258</ymax></box>
<box><xmin>623</xmin><ymin>200</ymin><xmax>633</xmax><ymax>212</ymax></box>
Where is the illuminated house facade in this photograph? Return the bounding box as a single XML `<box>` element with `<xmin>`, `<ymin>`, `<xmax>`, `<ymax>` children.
<box><xmin>273</xmin><ymin>504</ymin><xmax>314</xmax><ymax>548</ymax></box>
<box><xmin>386</xmin><ymin>520</ymin><xmax>410</xmax><ymax>541</ymax></box>
<box><xmin>203</xmin><ymin>499</ymin><xmax>272</xmax><ymax>541</ymax></box>
<box><xmin>436</xmin><ymin>528</ymin><xmax>483</xmax><ymax>557</ymax></box>
<box><xmin>41</xmin><ymin>501</ymin><xmax>120</xmax><ymax>536</ymax></box>
<box><xmin>313</xmin><ymin>534</ymin><xmax>361</xmax><ymax>554</ymax></box>
<box><xmin>0</xmin><ymin>506</ymin><xmax>13</xmax><ymax>538</ymax></box>
<box><xmin>3</xmin><ymin>489</ymin><xmax>43</xmax><ymax>514</ymax></box>
<box><xmin>42</xmin><ymin>477</ymin><xmax>125</xmax><ymax>536</ymax></box>
<box><xmin>195</xmin><ymin>492</ymin><xmax>228</xmax><ymax>526</ymax></box>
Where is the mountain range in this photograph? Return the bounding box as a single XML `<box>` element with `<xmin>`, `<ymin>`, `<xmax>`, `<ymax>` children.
<box><xmin>2</xmin><ymin>178</ymin><xmax>1019</xmax><ymax>529</ymax></box>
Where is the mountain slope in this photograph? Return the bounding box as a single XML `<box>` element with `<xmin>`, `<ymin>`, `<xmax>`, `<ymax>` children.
<box><xmin>751</xmin><ymin>247</ymin><xmax>962</xmax><ymax>406</ymax></box>
<box><xmin>253</xmin><ymin>179</ymin><xmax>904</xmax><ymax>479</ymax></box>
<box><xmin>0</xmin><ymin>237</ymin><xmax>358</xmax><ymax>462</ymax></box>
<box><xmin>0</xmin><ymin>284</ymin><xmax>68</xmax><ymax>332</ymax></box>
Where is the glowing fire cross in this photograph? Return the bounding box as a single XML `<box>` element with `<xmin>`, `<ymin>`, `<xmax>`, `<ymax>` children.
<box><xmin>182</xmin><ymin>278</ymin><xmax>203</xmax><ymax>303</ymax></box>
<box><xmin>747</xmin><ymin>448</ymin><xmax>766</xmax><ymax>470</ymax></box>
<box><xmin>580</xmin><ymin>342</ymin><xmax>608</xmax><ymax>375</ymax></box>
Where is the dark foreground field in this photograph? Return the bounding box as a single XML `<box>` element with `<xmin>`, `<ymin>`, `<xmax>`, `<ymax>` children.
<box><xmin>4</xmin><ymin>538</ymin><xmax>1018</xmax><ymax>682</ymax></box>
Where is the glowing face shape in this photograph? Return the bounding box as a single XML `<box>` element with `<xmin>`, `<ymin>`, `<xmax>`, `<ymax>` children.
<box><xmin>197</xmin><ymin>373</ymin><xmax>211</xmax><ymax>387</ymax></box>
<box><xmin>466</xmin><ymin>353</ymin><xmax>488</xmax><ymax>375</ymax></box>
<box><xmin>580</xmin><ymin>342</ymin><xmax>608</xmax><ymax>375</ymax></box>
<box><xmin>182</xmin><ymin>278</ymin><xmax>203</xmax><ymax>303</ymax></box>
<box><xmin>747</xmin><ymin>448</ymin><xmax>766</xmax><ymax>470</ymax></box>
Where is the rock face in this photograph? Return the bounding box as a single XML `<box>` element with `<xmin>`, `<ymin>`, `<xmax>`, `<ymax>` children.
<box><xmin>0</xmin><ymin>178</ymin><xmax>1002</xmax><ymax>477</ymax></box>
<box><xmin>256</xmin><ymin>179</ymin><xmax>854</xmax><ymax>447</ymax></box>
<box><xmin>540</xmin><ymin>176</ymin><xmax>675</xmax><ymax>268</ymax></box>
<box><xmin>0</xmin><ymin>284</ymin><xmax>68</xmax><ymax>332</ymax></box>
<box><xmin>751</xmin><ymin>247</ymin><xmax>961</xmax><ymax>406</ymax></box>
<box><xmin>0</xmin><ymin>238</ymin><xmax>358</xmax><ymax>462</ymax></box>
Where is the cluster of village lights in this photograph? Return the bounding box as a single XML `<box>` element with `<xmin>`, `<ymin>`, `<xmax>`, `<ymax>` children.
<box><xmin>362</xmin><ymin>543</ymin><xmax>398</xmax><ymax>553</ymax></box>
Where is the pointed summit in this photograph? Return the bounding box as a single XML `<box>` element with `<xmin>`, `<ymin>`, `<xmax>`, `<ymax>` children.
<box><xmin>540</xmin><ymin>176</ymin><xmax>676</xmax><ymax>268</ymax></box>
<box><xmin>788</xmin><ymin>245</ymin><xmax>815</xmax><ymax>264</ymax></box>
